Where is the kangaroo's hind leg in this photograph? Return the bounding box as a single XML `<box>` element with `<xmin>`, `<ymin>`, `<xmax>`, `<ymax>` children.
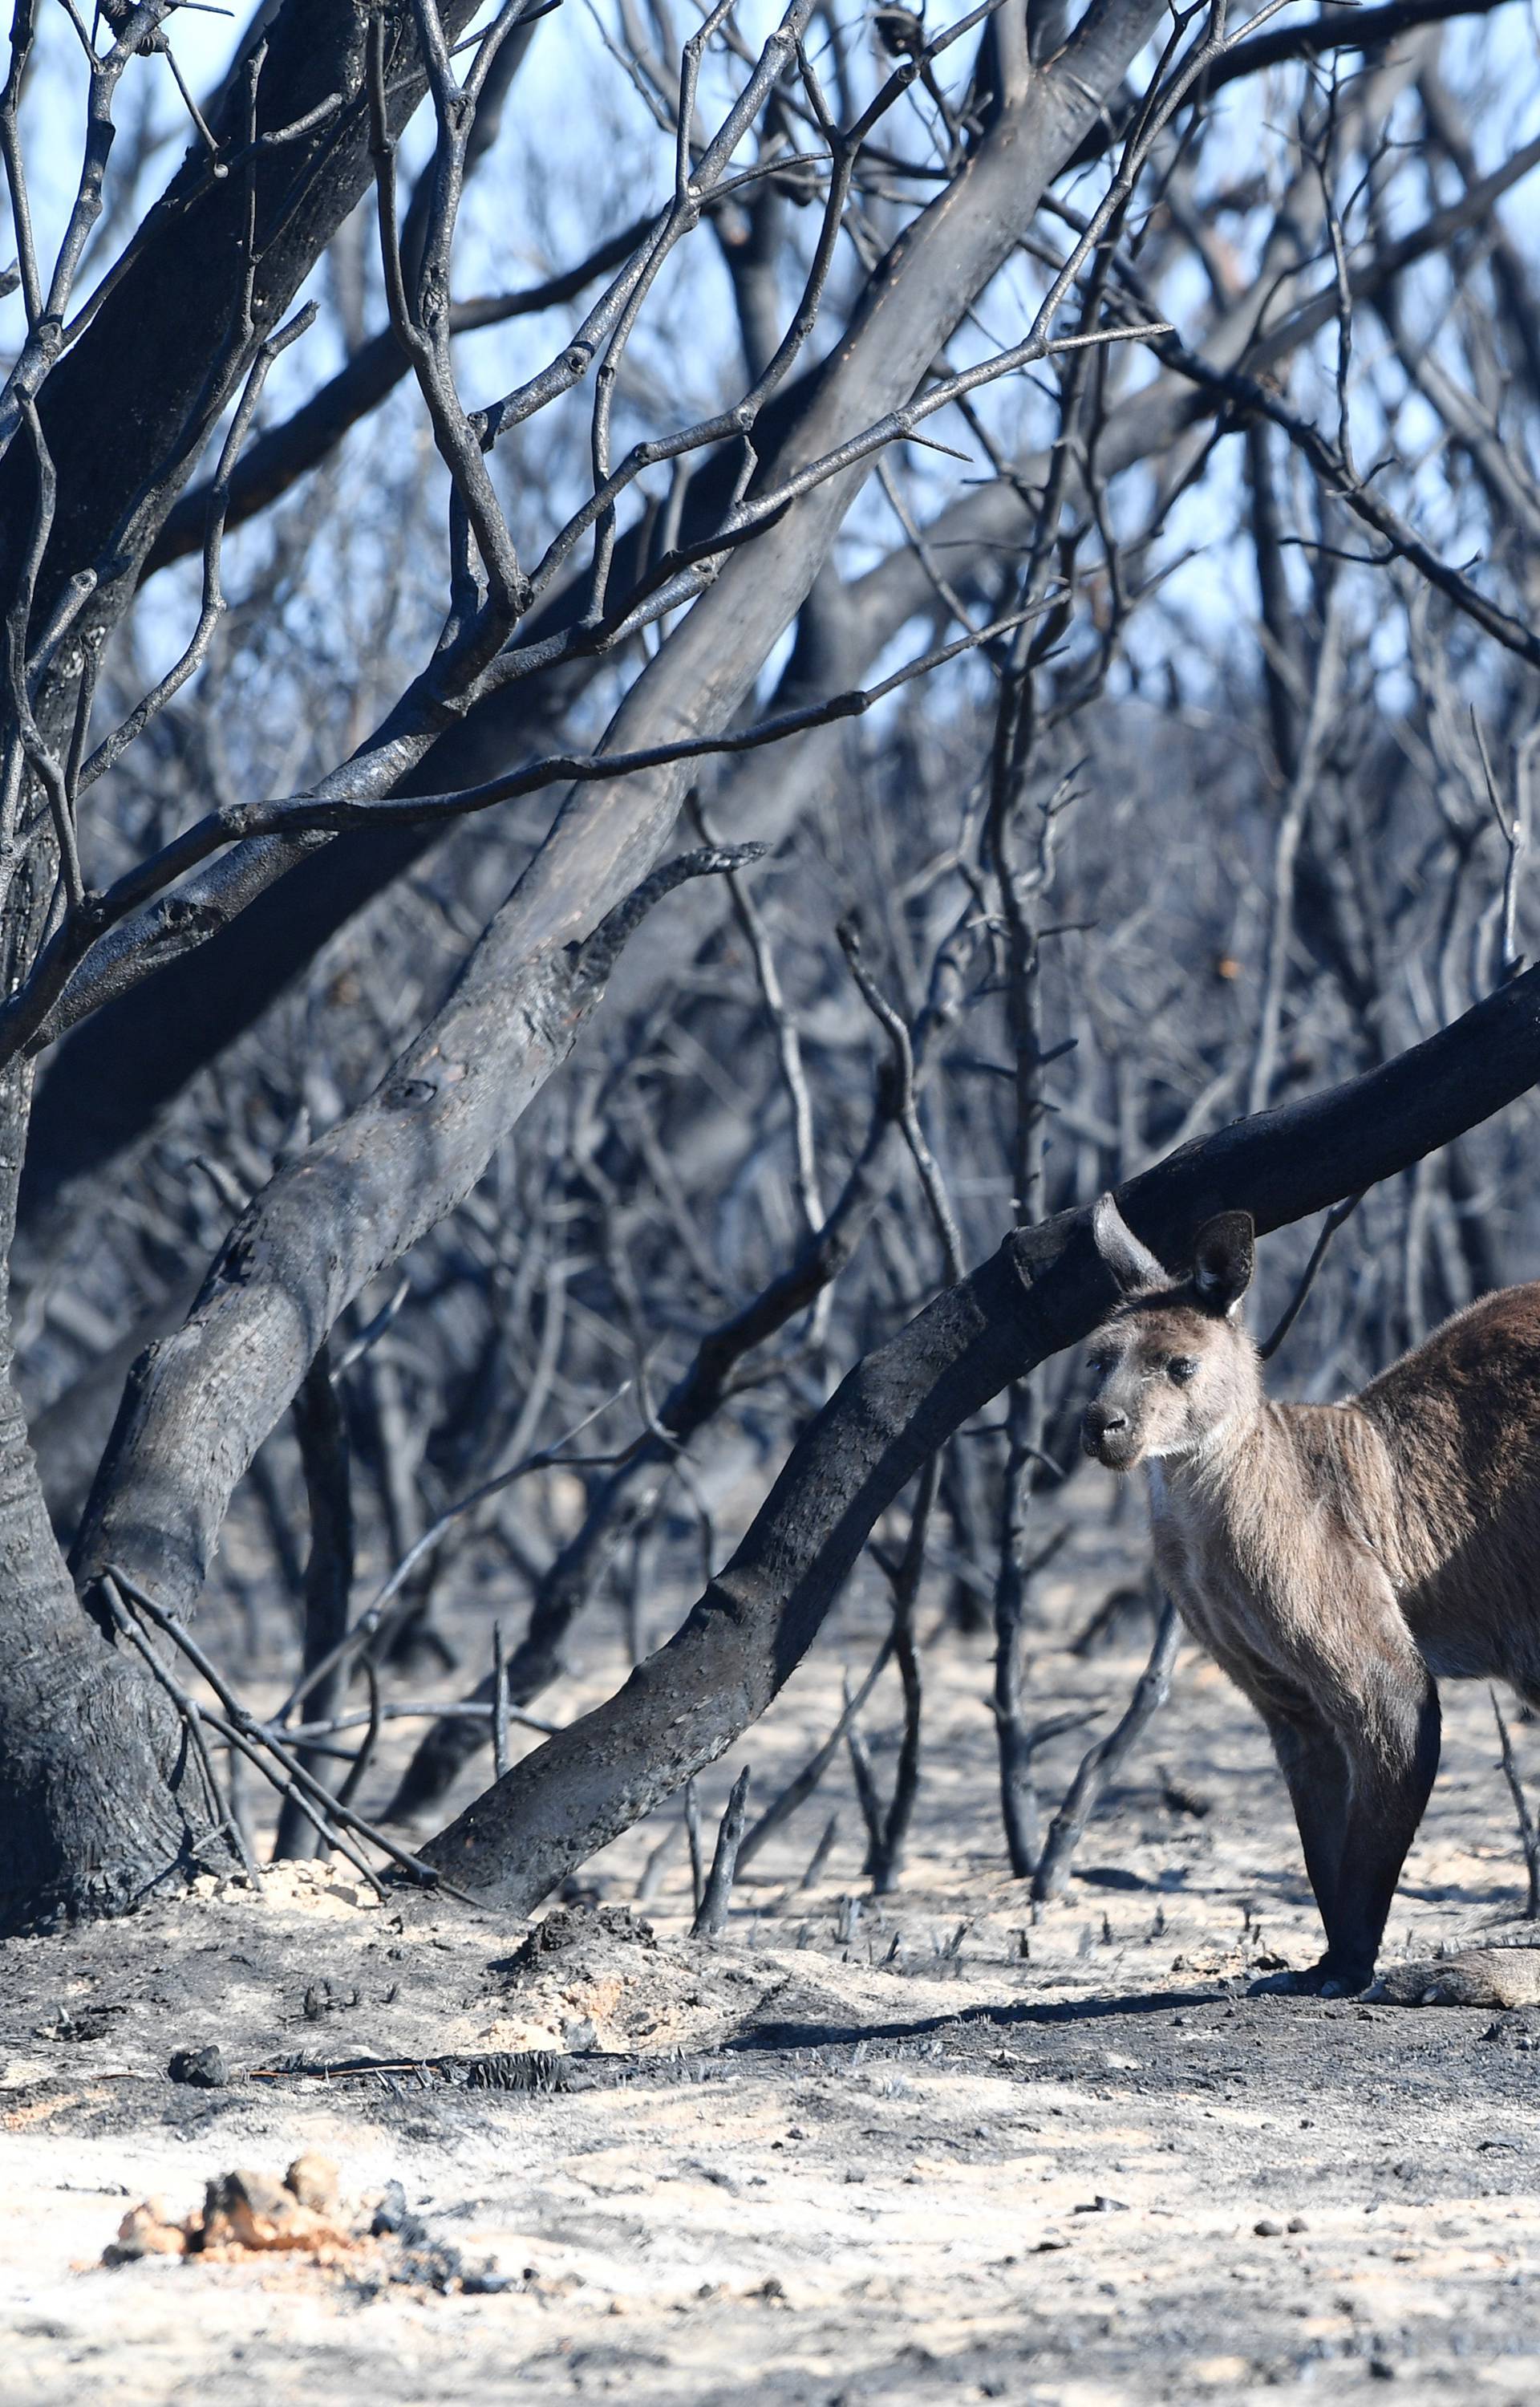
<box><xmin>1250</xmin><ymin>1569</ymin><xmax>1441</xmax><ymax>1996</ymax></box>
<box><xmin>1259</xmin><ymin>1703</ymin><xmax>1352</xmax><ymax>1986</ymax></box>
<box><xmin>1321</xmin><ymin>1655</ymin><xmax>1441</xmax><ymax>1995</ymax></box>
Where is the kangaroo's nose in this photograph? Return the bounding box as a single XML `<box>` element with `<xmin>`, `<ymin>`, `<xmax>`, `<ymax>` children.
<box><xmin>1084</xmin><ymin>1402</ymin><xmax>1127</xmax><ymax>1439</ymax></box>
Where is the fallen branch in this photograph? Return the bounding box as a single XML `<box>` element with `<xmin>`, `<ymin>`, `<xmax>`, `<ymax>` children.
<box><xmin>107</xmin><ymin>1566</ymin><xmax>473</xmax><ymax>1902</ymax></box>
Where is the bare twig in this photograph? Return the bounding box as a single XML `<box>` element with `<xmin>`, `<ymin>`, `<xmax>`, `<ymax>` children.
<box><xmin>683</xmin><ymin>1776</ymin><xmax>705</xmax><ymax>1916</ymax></box>
<box><xmin>739</xmin><ymin>1638</ymin><xmax>894</xmax><ymax>1868</ymax></box>
<box><xmin>1259</xmin><ymin>1193</ymin><xmax>1364</xmax><ymax>1362</ymax></box>
<box><xmin>492</xmin><ymin>1622</ymin><xmax>511</xmax><ymax>1781</ymax></box>
<box><xmin>798</xmin><ymin>1815</ymin><xmax>841</xmax><ymax>1892</ymax></box>
<box><xmin>105</xmin><ymin>1566</ymin><xmax>476</xmax><ymax>1902</ymax></box>
<box><xmin>1032</xmin><ymin>1595</ymin><xmax>1181</xmax><ymax>1904</ymax></box>
<box><xmin>99</xmin><ymin>1572</ymin><xmax>260</xmax><ymax>1889</ymax></box>
<box><xmin>692</xmin><ymin>1766</ymin><xmax>752</xmax><ymax>1936</ymax></box>
<box><xmin>1491</xmin><ymin>1689</ymin><xmax>1540</xmax><ymax>1920</ymax></box>
<box><xmin>869</xmin><ymin>1459</ymin><xmax>937</xmax><ymax>1894</ymax></box>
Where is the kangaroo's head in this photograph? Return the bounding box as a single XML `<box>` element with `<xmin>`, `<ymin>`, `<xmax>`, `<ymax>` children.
<box><xmin>1080</xmin><ymin>1196</ymin><xmax>1262</xmax><ymax>1473</ymax></box>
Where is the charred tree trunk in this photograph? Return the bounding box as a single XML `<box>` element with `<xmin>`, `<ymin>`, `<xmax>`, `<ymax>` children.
<box><xmin>0</xmin><ymin>1067</ymin><xmax>225</xmax><ymax>1933</ymax></box>
<box><xmin>272</xmin><ymin>1345</ymin><xmax>355</xmax><ymax>1861</ymax></box>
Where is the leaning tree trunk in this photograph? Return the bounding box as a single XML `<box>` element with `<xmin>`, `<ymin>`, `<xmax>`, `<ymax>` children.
<box><xmin>0</xmin><ymin>1065</ymin><xmax>225</xmax><ymax>1934</ymax></box>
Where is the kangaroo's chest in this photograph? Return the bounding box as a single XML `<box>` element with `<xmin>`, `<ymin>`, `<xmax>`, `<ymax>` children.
<box><xmin>1147</xmin><ymin>1463</ymin><xmax>1336</xmax><ymax>1701</ymax></box>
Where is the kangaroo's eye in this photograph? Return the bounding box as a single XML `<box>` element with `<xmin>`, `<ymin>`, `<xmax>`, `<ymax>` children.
<box><xmin>1167</xmin><ymin>1356</ymin><xmax>1198</xmax><ymax>1384</ymax></box>
<box><xmin>1088</xmin><ymin>1355</ymin><xmax>1112</xmax><ymax>1378</ymax></box>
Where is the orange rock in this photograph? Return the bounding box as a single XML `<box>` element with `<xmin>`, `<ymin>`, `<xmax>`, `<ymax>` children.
<box><xmin>107</xmin><ymin>2201</ymin><xmax>190</xmax><ymax>2261</ymax></box>
<box><xmin>201</xmin><ymin>2169</ymin><xmax>351</xmax><ymax>2255</ymax></box>
<box><xmin>285</xmin><ymin>2153</ymin><xmax>341</xmax><ymax>2214</ymax></box>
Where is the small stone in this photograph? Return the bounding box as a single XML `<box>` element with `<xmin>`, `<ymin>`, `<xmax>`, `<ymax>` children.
<box><xmin>371</xmin><ymin>2181</ymin><xmax>415</xmax><ymax>2239</ymax></box>
<box><xmin>167</xmin><ymin>2044</ymin><xmax>228</xmax><ymax>2088</ymax></box>
<box><xmin>1287</xmin><ymin>2215</ymin><xmax>1309</xmax><ymax>2233</ymax></box>
<box><xmin>106</xmin><ymin>2199</ymin><xmax>188</xmax><ymax>2263</ymax></box>
<box><xmin>1368</xmin><ymin>2358</ymin><xmax>1397</xmax><ymax>2381</ymax></box>
<box><xmin>209</xmin><ymin>2167</ymin><xmax>292</xmax><ymax>2221</ymax></box>
<box><xmin>1254</xmin><ymin>2218</ymin><xmax>1283</xmax><ymax>2237</ymax></box>
<box><xmin>285</xmin><ymin>2153</ymin><xmax>339</xmax><ymax>2214</ymax></box>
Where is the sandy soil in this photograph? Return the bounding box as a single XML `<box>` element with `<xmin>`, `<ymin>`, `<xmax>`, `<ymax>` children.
<box><xmin>4</xmin><ymin>1504</ymin><xmax>1540</xmax><ymax>2405</ymax></box>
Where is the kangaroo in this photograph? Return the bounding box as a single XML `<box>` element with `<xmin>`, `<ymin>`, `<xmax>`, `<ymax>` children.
<box><xmin>1080</xmin><ymin>1195</ymin><xmax>1540</xmax><ymax>1995</ymax></box>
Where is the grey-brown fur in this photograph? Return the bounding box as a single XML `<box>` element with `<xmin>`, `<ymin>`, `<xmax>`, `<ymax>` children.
<box><xmin>1082</xmin><ymin>1196</ymin><xmax>1540</xmax><ymax>1995</ymax></box>
<box><xmin>1367</xmin><ymin>1947</ymin><xmax>1540</xmax><ymax>2008</ymax></box>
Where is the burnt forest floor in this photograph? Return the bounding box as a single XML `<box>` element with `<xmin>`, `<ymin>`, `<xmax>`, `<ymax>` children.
<box><xmin>3</xmin><ymin>1484</ymin><xmax>1539</xmax><ymax>2405</ymax></box>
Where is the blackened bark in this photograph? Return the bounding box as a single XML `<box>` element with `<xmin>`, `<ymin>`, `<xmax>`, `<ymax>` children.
<box><xmin>17</xmin><ymin>823</ymin><xmax>439</xmax><ymax>1236</ymax></box>
<box><xmin>9</xmin><ymin>0</ymin><xmax>496</xmax><ymax>1248</ymax></box>
<box><xmin>0</xmin><ymin>0</ymin><xmax>488</xmax><ymax>647</ymax></box>
<box><xmin>0</xmin><ymin>1068</ymin><xmax>224</xmax><ymax>1934</ymax></box>
<box><xmin>0</xmin><ymin>1424</ymin><xmax>219</xmax><ymax>1934</ymax></box>
<box><xmin>273</xmin><ymin>1345</ymin><xmax>354</xmax><ymax>1861</ymax></box>
<box><xmin>14</xmin><ymin>372</ymin><xmax>825</xmax><ymax>1238</ymax></box>
<box><xmin>420</xmin><ymin>960</ymin><xmax>1540</xmax><ymax>1909</ymax></box>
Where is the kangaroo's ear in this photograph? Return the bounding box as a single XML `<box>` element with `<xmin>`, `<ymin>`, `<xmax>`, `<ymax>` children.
<box><xmin>1091</xmin><ymin>1194</ymin><xmax>1169</xmax><ymax>1297</ymax></box>
<box><xmin>1192</xmin><ymin>1211</ymin><xmax>1254</xmax><ymax>1316</ymax></box>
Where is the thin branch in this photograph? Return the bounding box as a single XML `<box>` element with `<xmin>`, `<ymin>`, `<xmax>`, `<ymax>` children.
<box><xmin>839</xmin><ymin>916</ymin><xmax>964</xmax><ymax>1284</ymax></box>
<box><xmin>1031</xmin><ymin>1595</ymin><xmax>1181</xmax><ymax>1904</ymax></box>
<box><xmin>99</xmin><ymin>1570</ymin><xmax>260</xmax><ymax>1888</ymax></box>
<box><xmin>4</xmin><ymin>605</ymin><xmax>1045</xmax><ymax>1067</ymax></box>
<box><xmin>105</xmin><ymin>1565</ymin><xmax>476</xmax><ymax>1901</ymax></box>
<box><xmin>1258</xmin><ymin>1192</ymin><xmax>1364</xmax><ymax>1362</ymax></box>
<box><xmin>1491</xmin><ymin>1688</ymin><xmax>1540</xmax><ymax>1921</ymax></box>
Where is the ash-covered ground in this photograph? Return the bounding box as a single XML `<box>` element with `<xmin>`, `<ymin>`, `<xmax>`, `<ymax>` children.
<box><xmin>4</xmin><ymin>1510</ymin><xmax>1539</xmax><ymax>2405</ymax></box>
